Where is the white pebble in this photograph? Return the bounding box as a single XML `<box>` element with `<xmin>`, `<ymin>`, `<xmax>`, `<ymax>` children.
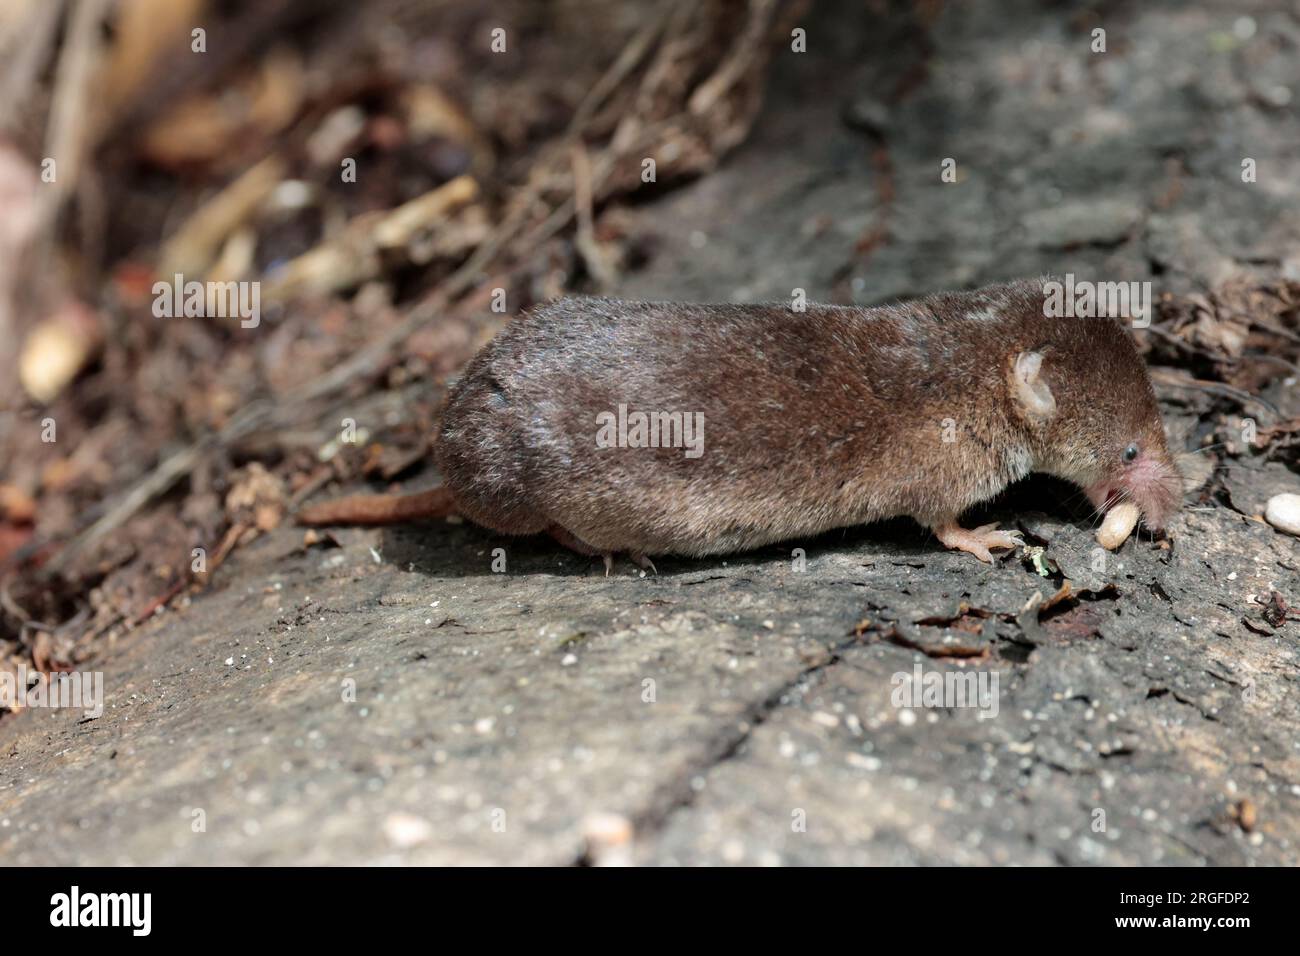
<box><xmin>383</xmin><ymin>812</ymin><xmax>433</xmax><ymax>848</ymax></box>
<box><xmin>1264</xmin><ymin>493</ymin><xmax>1300</xmax><ymax>536</ymax></box>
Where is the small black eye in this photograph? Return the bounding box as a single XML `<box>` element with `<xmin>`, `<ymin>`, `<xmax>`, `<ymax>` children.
<box><xmin>1123</xmin><ymin>444</ymin><xmax>1139</xmax><ymax>463</ymax></box>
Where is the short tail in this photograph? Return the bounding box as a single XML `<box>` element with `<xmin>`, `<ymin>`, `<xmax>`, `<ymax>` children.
<box><xmin>296</xmin><ymin>486</ymin><xmax>455</xmax><ymax>526</ymax></box>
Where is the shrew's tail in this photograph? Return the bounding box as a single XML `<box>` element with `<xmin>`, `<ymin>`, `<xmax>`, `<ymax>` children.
<box><xmin>296</xmin><ymin>486</ymin><xmax>455</xmax><ymax>526</ymax></box>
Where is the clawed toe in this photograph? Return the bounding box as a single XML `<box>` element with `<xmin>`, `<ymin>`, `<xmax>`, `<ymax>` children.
<box><xmin>972</xmin><ymin>523</ymin><xmax>1023</xmax><ymax>550</ymax></box>
<box><xmin>602</xmin><ymin>552</ymin><xmax>657</xmax><ymax>576</ymax></box>
<box><xmin>934</xmin><ymin>522</ymin><xmax>1023</xmax><ymax>564</ymax></box>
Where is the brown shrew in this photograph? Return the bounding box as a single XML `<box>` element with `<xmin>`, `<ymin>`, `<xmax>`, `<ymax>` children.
<box><xmin>298</xmin><ymin>278</ymin><xmax>1181</xmax><ymax>570</ymax></box>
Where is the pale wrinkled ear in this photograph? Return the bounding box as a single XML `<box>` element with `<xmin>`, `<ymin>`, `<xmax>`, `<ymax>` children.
<box><xmin>1010</xmin><ymin>351</ymin><xmax>1057</xmax><ymax>424</ymax></box>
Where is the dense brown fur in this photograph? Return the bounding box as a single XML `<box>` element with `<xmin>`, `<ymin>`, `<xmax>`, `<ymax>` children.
<box><xmin>301</xmin><ymin>278</ymin><xmax>1180</xmax><ymax>560</ymax></box>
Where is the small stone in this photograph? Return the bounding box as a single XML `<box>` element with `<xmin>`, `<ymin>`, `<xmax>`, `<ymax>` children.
<box><xmin>383</xmin><ymin>812</ymin><xmax>433</xmax><ymax>848</ymax></box>
<box><xmin>1234</xmin><ymin>798</ymin><xmax>1257</xmax><ymax>833</ymax></box>
<box><xmin>581</xmin><ymin>812</ymin><xmax>634</xmax><ymax>866</ymax></box>
<box><xmin>1264</xmin><ymin>494</ymin><xmax>1300</xmax><ymax>536</ymax></box>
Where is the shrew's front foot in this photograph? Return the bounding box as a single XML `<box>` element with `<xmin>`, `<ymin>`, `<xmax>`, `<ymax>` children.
<box><xmin>933</xmin><ymin>522</ymin><xmax>1024</xmax><ymax>564</ymax></box>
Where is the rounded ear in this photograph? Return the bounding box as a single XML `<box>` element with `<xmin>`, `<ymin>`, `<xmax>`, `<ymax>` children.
<box><xmin>1010</xmin><ymin>351</ymin><xmax>1057</xmax><ymax>424</ymax></box>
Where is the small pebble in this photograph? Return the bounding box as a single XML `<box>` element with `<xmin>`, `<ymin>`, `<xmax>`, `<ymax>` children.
<box><xmin>1264</xmin><ymin>493</ymin><xmax>1300</xmax><ymax>536</ymax></box>
<box><xmin>581</xmin><ymin>813</ymin><xmax>634</xmax><ymax>866</ymax></box>
<box><xmin>383</xmin><ymin>812</ymin><xmax>433</xmax><ymax>848</ymax></box>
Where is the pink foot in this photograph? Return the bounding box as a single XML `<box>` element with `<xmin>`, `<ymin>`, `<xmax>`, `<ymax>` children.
<box><xmin>933</xmin><ymin>522</ymin><xmax>1023</xmax><ymax>564</ymax></box>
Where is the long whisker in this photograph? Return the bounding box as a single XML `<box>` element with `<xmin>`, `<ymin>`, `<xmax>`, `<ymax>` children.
<box><xmin>1097</xmin><ymin>488</ymin><xmax>1136</xmax><ymax>530</ymax></box>
<box><xmin>1089</xmin><ymin>489</ymin><xmax>1122</xmax><ymax>529</ymax></box>
<box><xmin>1056</xmin><ymin>488</ymin><xmax>1095</xmax><ymax>521</ymax></box>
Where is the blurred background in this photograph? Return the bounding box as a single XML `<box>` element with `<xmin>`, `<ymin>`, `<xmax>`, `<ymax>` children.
<box><xmin>0</xmin><ymin>0</ymin><xmax>792</xmax><ymax>670</ymax></box>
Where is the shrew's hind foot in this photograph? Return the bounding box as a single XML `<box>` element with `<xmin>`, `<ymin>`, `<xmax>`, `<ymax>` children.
<box><xmin>545</xmin><ymin>525</ymin><xmax>657</xmax><ymax>576</ymax></box>
<box><xmin>933</xmin><ymin>521</ymin><xmax>1023</xmax><ymax>564</ymax></box>
<box><xmin>545</xmin><ymin>525</ymin><xmax>610</xmax><ymax>574</ymax></box>
<box><xmin>602</xmin><ymin>552</ymin><xmax>657</xmax><ymax>576</ymax></box>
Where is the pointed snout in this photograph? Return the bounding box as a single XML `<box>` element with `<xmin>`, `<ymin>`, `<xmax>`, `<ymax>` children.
<box><xmin>1086</xmin><ymin>454</ymin><xmax>1181</xmax><ymax>534</ymax></box>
